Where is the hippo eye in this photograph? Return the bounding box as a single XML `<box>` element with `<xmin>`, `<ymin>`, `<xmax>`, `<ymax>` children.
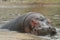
<box><xmin>36</xmin><ymin>18</ymin><xmax>44</xmax><ymax>21</ymax></box>
<box><xmin>40</xmin><ymin>19</ymin><xmax>44</xmax><ymax>21</ymax></box>
<box><xmin>36</xmin><ymin>18</ymin><xmax>40</xmax><ymax>20</ymax></box>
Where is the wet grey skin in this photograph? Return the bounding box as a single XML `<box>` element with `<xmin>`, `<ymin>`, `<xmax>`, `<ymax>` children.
<box><xmin>26</xmin><ymin>12</ymin><xmax>57</xmax><ymax>36</ymax></box>
<box><xmin>33</xmin><ymin>22</ymin><xmax>57</xmax><ymax>36</ymax></box>
<box><xmin>30</xmin><ymin>15</ymin><xmax>57</xmax><ymax>36</ymax></box>
<box><xmin>0</xmin><ymin>12</ymin><xmax>57</xmax><ymax>36</ymax></box>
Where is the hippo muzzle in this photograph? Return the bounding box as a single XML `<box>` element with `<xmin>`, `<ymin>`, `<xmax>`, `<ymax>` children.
<box><xmin>30</xmin><ymin>18</ymin><xmax>57</xmax><ymax>36</ymax></box>
<box><xmin>31</xmin><ymin>24</ymin><xmax>57</xmax><ymax>36</ymax></box>
<box><xmin>32</xmin><ymin>27</ymin><xmax>57</xmax><ymax>36</ymax></box>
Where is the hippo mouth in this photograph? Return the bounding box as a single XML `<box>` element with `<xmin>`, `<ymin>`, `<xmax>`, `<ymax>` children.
<box><xmin>31</xmin><ymin>28</ymin><xmax>57</xmax><ymax>36</ymax></box>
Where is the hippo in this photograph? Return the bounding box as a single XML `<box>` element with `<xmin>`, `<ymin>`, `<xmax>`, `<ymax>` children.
<box><xmin>1</xmin><ymin>12</ymin><xmax>57</xmax><ymax>36</ymax></box>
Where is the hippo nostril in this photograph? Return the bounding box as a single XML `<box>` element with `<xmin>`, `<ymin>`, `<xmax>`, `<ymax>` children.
<box><xmin>49</xmin><ymin>27</ymin><xmax>51</xmax><ymax>29</ymax></box>
<box><xmin>34</xmin><ymin>29</ymin><xmax>36</xmax><ymax>31</ymax></box>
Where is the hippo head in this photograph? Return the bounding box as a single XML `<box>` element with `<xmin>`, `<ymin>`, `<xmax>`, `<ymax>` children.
<box><xmin>29</xmin><ymin>14</ymin><xmax>57</xmax><ymax>36</ymax></box>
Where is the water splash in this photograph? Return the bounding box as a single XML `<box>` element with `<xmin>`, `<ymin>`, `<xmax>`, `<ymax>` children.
<box><xmin>38</xmin><ymin>28</ymin><xmax>60</xmax><ymax>40</ymax></box>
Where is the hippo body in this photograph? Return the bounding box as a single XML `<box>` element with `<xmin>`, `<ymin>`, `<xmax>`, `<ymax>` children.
<box><xmin>1</xmin><ymin>12</ymin><xmax>39</xmax><ymax>32</ymax></box>
<box><xmin>1</xmin><ymin>12</ymin><xmax>56</xmax><ymax>36</ymax></box>
<box><xmin>1</xmin><ymin>13</ymin><xmax>31</xmax><ymax>32</ymax></box>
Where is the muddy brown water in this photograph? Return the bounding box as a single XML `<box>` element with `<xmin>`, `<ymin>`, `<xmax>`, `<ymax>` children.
<box><xmin>0</xmin><ymin>21</ymin><xmax>60</xmax><ymax>40</ymax></box>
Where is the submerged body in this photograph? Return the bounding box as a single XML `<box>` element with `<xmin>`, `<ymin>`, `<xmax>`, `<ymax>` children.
<box><xmin>1</xmin><ymin>12</ymin><xmax>56</xmax><ymax>36</ymax></box>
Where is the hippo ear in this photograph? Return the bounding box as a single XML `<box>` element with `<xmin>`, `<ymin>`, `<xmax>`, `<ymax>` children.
<box><xmin>47</xmin><ymin>19</ymin><xmax>52</xmax><ymax>24</ymax></box>
<box><xmin>30</xmin><ymin>19</ymin><xmax>39</xmax><ymax>28</ymax></box>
